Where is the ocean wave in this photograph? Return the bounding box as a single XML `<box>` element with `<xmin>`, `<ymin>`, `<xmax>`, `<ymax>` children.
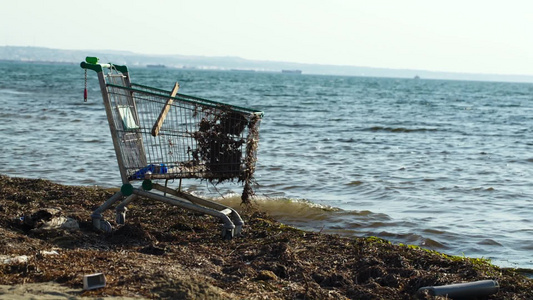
<box><xmin>218</xmin><ymin>195</ymin><xmax>402</xmax><ymax>234</ymax></box>
<box><xmin>365</xmin><ymin>126</ymin><xmax>439</xmax><ymax>133</ymax></box>
<box><xmin>0</xmin><ymin>88</ymin><xmax>31</xmax><ymax>95</ymax></box>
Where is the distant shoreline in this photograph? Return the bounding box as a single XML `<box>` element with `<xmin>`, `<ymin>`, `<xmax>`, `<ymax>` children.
<box><xmin>2</xmin><ymin>46</ymin><xmax>533</xmax><ymax>83</ymax></box>
<box><xmin>0</xmin><ymin>59</ymin><xmax>77</xmax><ymax>65</ymax></box>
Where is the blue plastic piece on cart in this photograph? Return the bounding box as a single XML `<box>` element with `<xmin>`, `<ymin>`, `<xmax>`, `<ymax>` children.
<box><xmin>132</xmin><ymin>164</ymin><xmax>168</xmax><ymax>179</ymax></box>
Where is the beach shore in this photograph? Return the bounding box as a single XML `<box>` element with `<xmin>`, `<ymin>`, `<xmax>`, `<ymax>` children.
<box><xmin>0</xmin><ymin>175</ymin><xmax>531</xmax><ymax>299</ymax></box>
<box><xmin>0</xmin><ymin>282</ymin><xmax>144</xmax><ymax>299</ymax></box>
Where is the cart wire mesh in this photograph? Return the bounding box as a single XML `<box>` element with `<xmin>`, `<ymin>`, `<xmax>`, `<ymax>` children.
<box><xmin>105</xmin><ymin>75</ymin><xmax>262</xmax><ymax>189</ymax></box>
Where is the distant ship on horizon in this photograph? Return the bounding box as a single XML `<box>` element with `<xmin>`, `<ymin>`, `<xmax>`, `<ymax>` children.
<box><xmin>282</xmin><ymin>69</ymin><xmax>302</xmax><ymax>74</ymax></box>
<box><xmin>231</xmin><ymin>69</ymin><xmax>256</xmax><ymax>72</ymax></box>
<box><xmin>146</xmin><ymin>64</ymin><xmax>166</xmax><ymax>68</ymax></box>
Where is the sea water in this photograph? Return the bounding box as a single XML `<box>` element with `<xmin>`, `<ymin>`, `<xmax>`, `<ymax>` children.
<box><xmin>0</xmin><ymin>61</ymin><xmax>532</xmax><ymax>271</ymax></box>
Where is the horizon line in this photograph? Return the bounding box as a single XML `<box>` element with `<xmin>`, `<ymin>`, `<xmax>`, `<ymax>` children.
<box><xmin>1</xmin><ymin>45</ymin><xmax>533</xmax><ymax>82</ymax></box>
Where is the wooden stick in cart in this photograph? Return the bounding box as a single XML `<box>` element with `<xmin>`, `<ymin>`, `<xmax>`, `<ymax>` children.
<box><xmin>151</xmin><ymin>82</ymin><xmax>180</xmax><ymax>136</ymax></box>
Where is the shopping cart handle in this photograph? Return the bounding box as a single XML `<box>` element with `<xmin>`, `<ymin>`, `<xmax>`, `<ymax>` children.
<box><xmin>80</xmin><ymin>61</ymin><xmax>110</xmax><ymax>73</ymax></box>
<box><xmin>80</xmin><ymin>57</ymin><xmax>128</xmax><ymax>73</ymax></box>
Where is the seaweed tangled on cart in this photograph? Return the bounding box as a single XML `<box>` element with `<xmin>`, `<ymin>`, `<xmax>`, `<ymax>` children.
<box><xmin>190</xmin><ymin>105</ymin><xmax>261</xmax><ymax>204</ymax></box>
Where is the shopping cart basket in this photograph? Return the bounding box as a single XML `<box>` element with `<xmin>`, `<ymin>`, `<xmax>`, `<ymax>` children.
<box><xmin>80</xmin><ymin>57</ymin><xmax>263</xmax><ymax>238</ymax></box>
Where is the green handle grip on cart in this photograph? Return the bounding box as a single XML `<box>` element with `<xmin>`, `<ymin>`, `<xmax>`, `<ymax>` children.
<box><xmin>85</xmin><ymin>56</ymin><xmax>99</xmax><ymax>64</ymax></box>
<box><xmin>80</xmin><ymin>56</ymin><xmax>128</xmax><ymax>73</ymax></box>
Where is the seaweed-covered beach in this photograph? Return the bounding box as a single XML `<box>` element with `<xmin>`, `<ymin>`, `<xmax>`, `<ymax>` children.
<box><xmin>0</xmin><ymin>175</ymin><xmax>531</xmax><ymax>299</ymax></box>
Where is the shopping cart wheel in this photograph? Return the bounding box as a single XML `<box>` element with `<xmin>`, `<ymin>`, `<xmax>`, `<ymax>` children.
<box><xmin>99</xmin><ymin>220</ymin><xmax>113</xmax><ymax>233</ymax></box>
<box><xmin>234</xmin><ymin>225</ymin><xmax>243</xmax><ymax>237</ymax></box>
<box><xmin>116</xmin><ymin>210</ymin><xmax>126</xmax><ymax>225</ymax></box>
<box><xmin>222</xmin><ymin>228</ymin><xmax>234</xmax><ymax>240</ymax></box>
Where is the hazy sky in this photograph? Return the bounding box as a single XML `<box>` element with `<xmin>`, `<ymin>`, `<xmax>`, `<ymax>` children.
<box><xmin>2</xmin><ymin>0</ymin><xmax>532</xmax><ymax>75</ymax></box>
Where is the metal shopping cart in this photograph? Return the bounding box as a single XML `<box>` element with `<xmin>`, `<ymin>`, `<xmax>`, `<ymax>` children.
<box><xmin>80</xmin><ymin>57</ymin><xmax>263</xmax><ymax>239</ymax></box>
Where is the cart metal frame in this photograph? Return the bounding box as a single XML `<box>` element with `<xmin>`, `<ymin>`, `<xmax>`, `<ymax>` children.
<box><xmin>80</xmin><ymin>57</ymin><xmax>262</xmax><ymax>239</ymax></box>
